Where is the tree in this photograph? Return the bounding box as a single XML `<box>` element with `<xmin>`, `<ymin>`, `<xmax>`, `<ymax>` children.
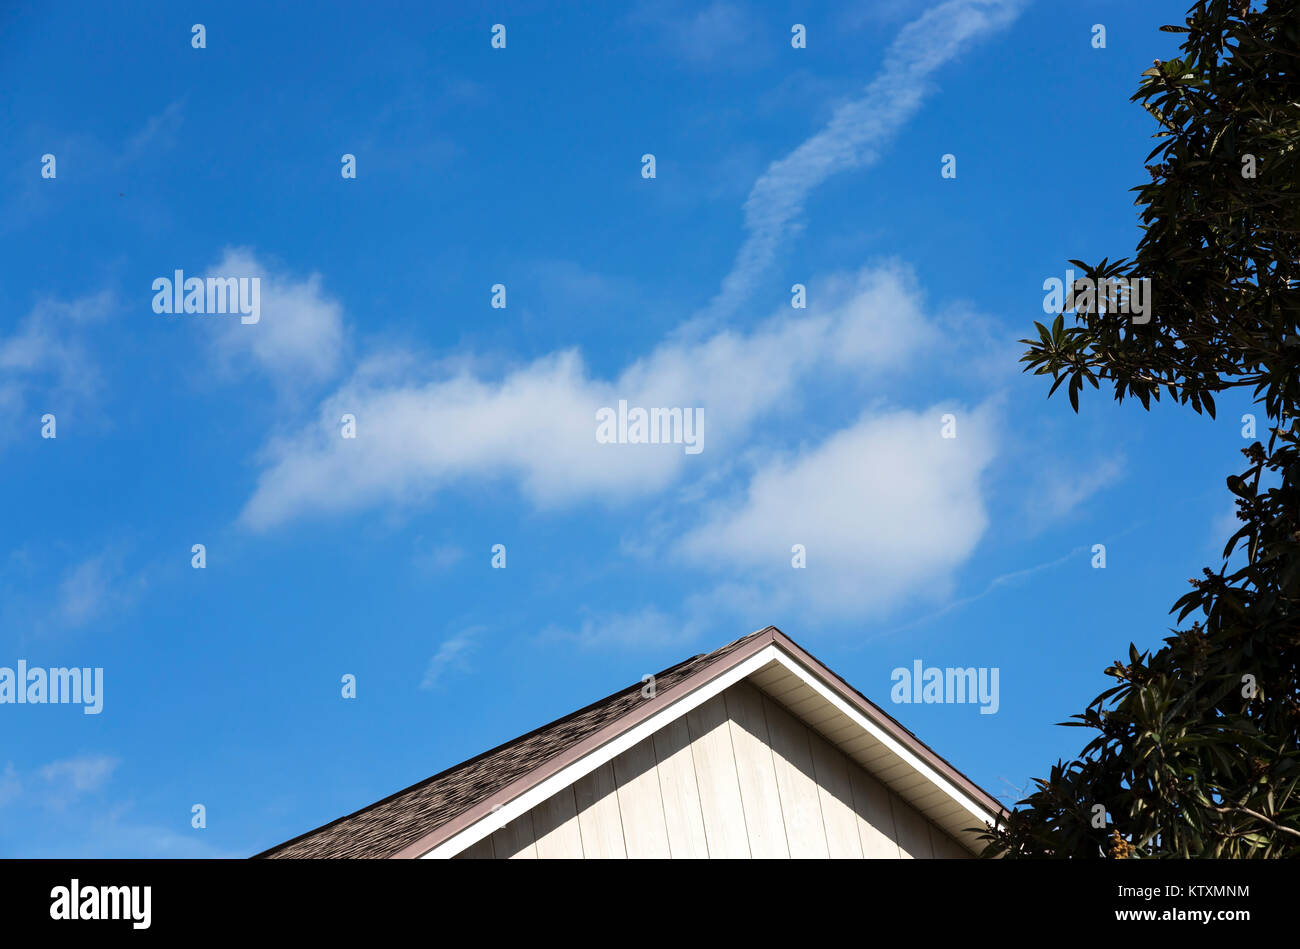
<box><xmin>982</xmin><ymin>0</ymin><xmax>1300</xmax><ymax>858</ymax></box>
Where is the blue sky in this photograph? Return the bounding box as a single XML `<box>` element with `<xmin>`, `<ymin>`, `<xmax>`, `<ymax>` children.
<box><xmin>0</xmin><ymin>0</ymin><xmax>1247</xmax><ymax>857</ymax></box>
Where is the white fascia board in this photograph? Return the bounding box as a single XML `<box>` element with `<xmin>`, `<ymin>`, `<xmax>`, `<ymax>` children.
<box><xmin>424</xmin><ymin>642</ymin><xmax>1000</xmax><ymax>858</ymax></box>
<box><xmin>765</xmin><ymin>650</ymin><xmax>1001</xmax><ymax>832</ymax></box>
<box><xmin>421</xmin><ymin>644</ymin><xmax>785</xmax><ymax>858</ymax></box>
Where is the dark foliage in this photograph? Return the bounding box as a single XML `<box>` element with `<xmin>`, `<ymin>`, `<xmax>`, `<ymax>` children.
<box><xmin>983</xmin><ymin>0</ymin><xmax>1300</xmax><ymax>858</ymax></box>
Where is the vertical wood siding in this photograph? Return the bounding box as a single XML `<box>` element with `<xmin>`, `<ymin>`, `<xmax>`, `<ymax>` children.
<box><xmin>457</xmin><ymin>680</ymin><xmax>973</xmax><ymax>859</ymax></box>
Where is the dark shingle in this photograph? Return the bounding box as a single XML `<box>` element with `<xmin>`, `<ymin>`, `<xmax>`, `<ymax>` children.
<box><xmin>255</xmin><ymin>629</ymin><xmax>767</xmax><ymax>858</ymax></box>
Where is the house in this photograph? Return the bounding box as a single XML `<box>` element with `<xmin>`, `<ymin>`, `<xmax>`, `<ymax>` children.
<box><xmin>256</xmin><ymin>626</ymin><xmax>1005</xmax><ymax>858</ymax></box>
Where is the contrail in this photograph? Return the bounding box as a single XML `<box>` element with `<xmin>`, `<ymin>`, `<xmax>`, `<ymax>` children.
<box><xmin>700</xmin><ymin>0</ymin><xmax>1027</xmax><ymax>324</ymax></box>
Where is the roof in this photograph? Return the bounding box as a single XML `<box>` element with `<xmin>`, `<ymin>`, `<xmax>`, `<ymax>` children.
<box><xmin>255</xmin><ymin>626</ymin><xmax>1004</xmax><ymax>858</ymax></box>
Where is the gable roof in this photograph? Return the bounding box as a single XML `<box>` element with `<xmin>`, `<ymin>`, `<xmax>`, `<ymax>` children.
<box><xmin>255</xmin><ymin>627</ymin><xmax>1005</xmax><ymax>858</ymax></box>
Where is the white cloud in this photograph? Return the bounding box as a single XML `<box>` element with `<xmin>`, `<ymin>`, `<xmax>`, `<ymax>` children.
<box><xmin>421</xmin><ymin>628</ymin><xmax>483</xmax><ymax>689</ymax></box>
<box><xmin>206</xmin><ymin>248</ymin><xmax>345</xmax><ymax>387</ymax></box>
<box><xmin>680</xmin><ymin>401</ymin><xmax>1000</xmax><ymax>616</ymax></box>
<box><xmin>234</xmin><ymin>0</ymin><xmax>1030</xmax><ymax>533</ymax></box>
<box><xmin>1028</xmin><ymin>455</ymin><xmax>1126</xmax><ymax>522</ymax></box>
<box><xmin>4</xmin><ymin>102</ymin><xmax>187</xmax><ymax>236</ymax></box>
<box><xmin>55</xmin><ymin>552</ymin><xmax>138</xmax><ymax>629</ymax></box>
<box><xmin>57</xmin><ymin>555</ymin><xmax>115</xmax><ymax>626</ymax></box>
<box><xmin>0</xmin><ymin>754</ymin><xmax>244</xmax><ymax>856</ymax></box>
<box><xmin>413</xmin><ymin>543</ymin><xmax>464</xmax><ymax>573</ymax></box>
<box><xmin>529</xmin><ymin>259</ymin><xmax>631</xmax><ymax>307</ymax></box>
<box><xmin>120</xmin><ymin>100</ymin><xmax>185</xmax><ymax>167</ymax></box>
<box><xmin>0</xmin><ymin>755</ymin><xmax>120</xmax><ymax>812</ymax></box>
<box><xmin>0</xmin><ymin>763</ymin><xmax>20</xmax><ymax>806</ymax></box>
<box><xmin>39</xmin><ymin>754</ymin><xmax>118</xmax><ymax>793</ymax></box>
<box><xmin>0</xmin><ymin>291</ymin><xmax>113</xmax><ymax>435</ymax></box>
<box><xmin>632</xmin><ymin>1</ymin><xmax>764</xmax><ymax>68</ymax></box>
<box><xmin>701</xmin><ymin>0</ymin><xmax>1026</xmax><ymax>322</ymax></box>
<box><xmin>230</xmin><ymin>1</ymin><xmax>1030</xmax><ymax>634</ymax></box>
<box><xmin>239</xmin><ymin>262</ymin><xmax>937</xmax><ymax>529</ymax></box>
<box><xmin>670</xmin><ymin>2</ymin><xmax>759</xmax><ymax>64</ymax></box>
<box><xmin>75</xmin><ymin>820</ymin><xmax>243</xmax><ymax>858</ymax></box>
<box><xmin>543</xmin><ymin>606</ymin><xmax>707</xmax><ymax>650</ymax></box>
<box><xmin>36</xmin><ymin>754</ymin><xmax>120</xmax><ymax>810</ymax></box>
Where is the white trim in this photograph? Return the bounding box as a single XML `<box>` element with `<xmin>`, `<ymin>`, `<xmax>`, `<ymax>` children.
<box><xmin>420</xmin><ymin>645</ymin><xmax>786</xmax><ymax>858</ymax></box>
<box><xmin>763</xmin><ymin>651</ymin><xmax>1000</xmax><ymax>834</ymax></box>
<box><xmin>423</xmin><ymin>642</ymin><xmax>1001</xmax><ymax>858</ymax></box>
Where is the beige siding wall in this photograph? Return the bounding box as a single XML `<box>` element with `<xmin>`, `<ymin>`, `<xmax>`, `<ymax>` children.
<box><xmin>456</xmin><ymin>680</ymin><xmax>972</xmax><ymax>859</ymax></box>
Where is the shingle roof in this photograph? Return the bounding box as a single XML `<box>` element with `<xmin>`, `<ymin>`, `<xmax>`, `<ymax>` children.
<box><xmin>255</xmin><ymin>629</ymin><xmax>766</xmax><ymax>858</ymax></box>
<box><xmin>255</xmin><ymin>625</ymin><xmax>1004</xmax><ymax>858</ymax></box>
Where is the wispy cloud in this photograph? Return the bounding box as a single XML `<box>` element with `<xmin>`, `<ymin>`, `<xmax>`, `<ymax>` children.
<box><xmin>700</xmin><ymin>0</ymin><xmax>1026</xmax><ymax>322</ymax></box>
<box><xmin>231</xmin><ymin>1</ymin><xmax>1030</xmax><ymax>641</ymax></box>
<box><xmin>0</xmin><ymin>764</ymin><xmax>20</xmax><ymax>807</ymax></box>
<box><xmin>421</xmin><ymin>628</ymin><xmax>484</xmax><ymax>689</ymax></box>
<box><xmin>3</xmin><ymin>100</ymin><xmax>187</xmax><ymax>235</ymax></box>
<box><xmin>33</xmin><ymin>755</ymin><xmax>120</xmax><ymax>811</ymax></box>
<box><xmin>0</xmin><ymin>754</ymin><xmax>246</xmax><ymax>856</ymax></box>
<box><xmin>869</xmin><ymin>519</ymin><xmax>1150</xmax><ymax>640</ymax></box>
<box><xmin>54</xmin><ymin>551</ymin><xmax>141</xmax><ymax>630</ymax></box>
<box><xmin>118</xmin><ymin>100</ymin><xmax>186</xmax><ymax>169</ymax></box>
<box><xmin>631</xmin><ymin>0</ymin><xmax>768</xmax><ymax>68</ymax></box>
<box><xmin>874</xmin><ymin>544</ymin><xmax>1087</xmax><ymax>638</ymax></box>
<box><xmin>39</xmin><ymin>754</ymin><xmax>118</xmax><ymax>794</ymax></box>
<box><xmin>57</xmin><ymin>555</ymin><xmax>118</xmax><ymax>627</ymax></box>
<box><xmin>413</xmin><ymin>542</ymin><xmax>464</xmax><ymax>573</ymax></box>
<box><xmin>0</xmin><ymin>756</ymin><xmax>121</xmax><ymax>812</ymax></box>
<box><xmin>0</xmin><ymin>290</ymin><xmax>114</xmax><ymax>440</ymax></box>
<box><xmin>1027</xmin><ymin>455</ymin><xmax>1126</xmax><ymax>523</ymax></box>
<box><xmin>235</xmin><ymin>1</ymin><xmax>1030</xmax><ymax>531</ymax></box>
<box><xmin>543</xmin><ymin>607</ymin><xmax>706</xmax><ymax>650</ymax></box>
